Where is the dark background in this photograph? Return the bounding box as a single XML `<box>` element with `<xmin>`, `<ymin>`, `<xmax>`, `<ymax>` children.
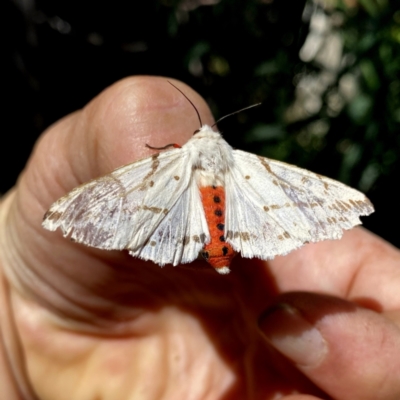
<box><xmin>3</xmin><ymin>0</ymin><xmax>400</xmax><ymax>248</ymax></box>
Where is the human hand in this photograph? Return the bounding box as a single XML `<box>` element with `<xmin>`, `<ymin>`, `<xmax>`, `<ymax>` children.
<box><xmin>1</xmin><ymin>76</ymin><xmax>399</xmax><ymax>400</ymax></box>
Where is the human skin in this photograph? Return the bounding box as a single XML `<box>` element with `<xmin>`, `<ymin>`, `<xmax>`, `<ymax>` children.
<box><xmin>0</xmin><ymin>76</ymin><xmax>400</xmax><ymax>400</ymax></box>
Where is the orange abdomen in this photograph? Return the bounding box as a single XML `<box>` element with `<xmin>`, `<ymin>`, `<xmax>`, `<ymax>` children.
<box><xmin>199</xmin><ymin>186</ymin><xmax>236</xmax><ymax>273</ymax></box>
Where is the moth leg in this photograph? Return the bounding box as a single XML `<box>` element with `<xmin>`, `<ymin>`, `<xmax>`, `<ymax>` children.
<box><xmin>145</xmin><ymin>143</ymin><xmax>182</xmax><ymax>150</ymax></box>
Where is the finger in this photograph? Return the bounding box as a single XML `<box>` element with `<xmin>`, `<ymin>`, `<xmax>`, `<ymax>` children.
<box><xmin>0</xmin><ymin>76</ymin><xmax>214</xmax><ymax>322</ymax></box>
<box><xmin>259</xmin><ymin>292</ymin><xmax>400</xmax><ymax>400</ymax></box>
<box><xmin>267</xmin><ymin>228</ymin><xmax>400</xmax><ymax>310</ymax></box>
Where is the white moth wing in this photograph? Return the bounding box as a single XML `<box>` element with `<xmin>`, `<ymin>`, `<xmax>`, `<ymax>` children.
<box><xmin>225</xmin><ymin>149</ymin><xmax>374</xmax><ymax>259</ymax></box>
<box><xmin>130</xmin><ymin>178</ymin><xmax>208</xmax><ymax>265</ymax></box>
<box><xmin>43</xmin><ymin>149</ymin><xmax>210</xmax><ymax>265</ymax></box>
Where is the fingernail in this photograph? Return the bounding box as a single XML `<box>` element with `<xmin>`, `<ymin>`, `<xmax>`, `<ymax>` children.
<box><xmin>259</xmin><ymin>303</ymin><xmax>328</xmax><ymax>367</ymax></box>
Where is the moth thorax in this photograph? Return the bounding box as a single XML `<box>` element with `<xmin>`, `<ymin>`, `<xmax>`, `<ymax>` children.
<box><xmin>197</xmin><ymin>171</ymin><xmax>224</xmax><ymax>187</ymax></box>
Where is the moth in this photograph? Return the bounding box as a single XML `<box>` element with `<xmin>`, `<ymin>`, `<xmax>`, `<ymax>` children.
<box><xmin>43</xmin><ymin>84</ymin><xmax>374</xmax><ymax>274</ymax></box>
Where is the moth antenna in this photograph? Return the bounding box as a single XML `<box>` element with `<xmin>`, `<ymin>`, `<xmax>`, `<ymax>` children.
<box><xmin>167</xmin><ymin>80</ymin><xmax>202</xmax><ymax>128</ymax></box>
<box><xmin>211</xmin><ymin>103</ymin><xmax>262</xmax><ymax>128</ymax></box>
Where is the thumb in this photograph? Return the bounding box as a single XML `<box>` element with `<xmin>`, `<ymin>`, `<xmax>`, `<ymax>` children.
<box><xmin>1</xmin><ymin>76</ymin><xmax>212</xmax><ymax>318</ymax></box>
<box><xmin>259</xmin><ymin>292</ymin><xmax>400</xmax><ymax>400</ymax></box>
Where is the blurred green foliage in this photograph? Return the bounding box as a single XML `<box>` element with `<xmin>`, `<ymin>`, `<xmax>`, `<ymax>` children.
<box><xmin>233</xmin><ymin>0</ymin><xmax>399</xmax><ymax>194</ymax></box>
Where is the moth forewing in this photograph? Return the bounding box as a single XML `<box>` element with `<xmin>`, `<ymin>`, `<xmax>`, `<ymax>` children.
<box><xmin>224</xmin><ymin>150</ymin><xmax>373</xmax><ymax>260</ymax></box>
<box><xmin>43</xmin><ymin>146</ymin><xmax>206</xmax><ymax>256</ymax></box>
